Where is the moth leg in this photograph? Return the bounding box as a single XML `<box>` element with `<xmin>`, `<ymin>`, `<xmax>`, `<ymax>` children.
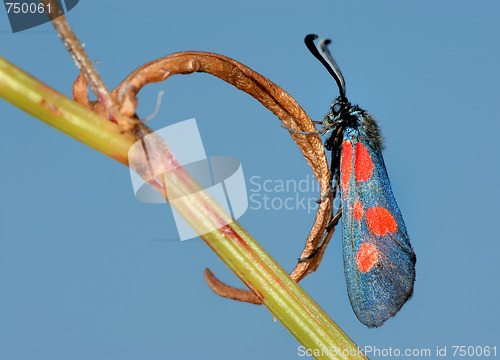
<box><xmin>316</xmin><ymin>183</ymin><xmax>333</xmax><ymax>204</ymax></box>
<box><xmin>281</xmin><ymin>123</ymin><xmax>323</xmax><ymax>135</ymax></box>
<box><xmin>300</xmin><ymin>124</ymin><xmax>344</xmax><ymax>262</ymax></box>
<box><xmin>315</xmin><ymin>141</ymin><xmax>339</xmax><ymax>204</ymax></box>
<box><xmin>298</xmin><ymin>206</ymin><xmax>342</xmax><ymax>262</ymax></box>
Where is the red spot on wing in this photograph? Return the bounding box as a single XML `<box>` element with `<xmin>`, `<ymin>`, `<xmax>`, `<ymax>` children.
<box><xmin>354</xmin><ymin>200</ymin><xmax>363</xmax><ymax>220</ymax></box>
<box><xmin>354</xmin><ymin>142</ymin><xmax>374</xmax><ymax>182</ymax></box>
<box><xmin>341</xmin><ymin>141</ymin><xmax>353</xmax><ymax>192</ymax></box>
<box><xmin>366</xmin><ymin>207</ymin><xmax>397</xmax><ymax>236</ymax></box>
<box><xmin>356</xmin><ymin>243</ymin><xmax>379</xmax><ymax>273</ymax></box>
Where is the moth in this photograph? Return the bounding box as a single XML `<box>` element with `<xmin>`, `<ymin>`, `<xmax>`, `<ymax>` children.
<box><xmin>305</xmin><ymin>34</ymin><xmax>416</xmax><ymax>327</ymax></box>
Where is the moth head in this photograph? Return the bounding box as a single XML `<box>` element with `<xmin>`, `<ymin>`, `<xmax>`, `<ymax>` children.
<box><xmin>323</xmin><ymin>96</ymin><xmax>350</xmax><ymax>127</ymax></box>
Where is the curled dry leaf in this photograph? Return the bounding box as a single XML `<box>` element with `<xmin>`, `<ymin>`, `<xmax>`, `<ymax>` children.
<box><xmin>72</xmin><ymin>73</ymin><xmax>110</xmax><ymax>119</ymax></box>
<box><xmin>75</xmin><ymin>51</ymin><xmax>337</xmax><ymax>305</ymax></box>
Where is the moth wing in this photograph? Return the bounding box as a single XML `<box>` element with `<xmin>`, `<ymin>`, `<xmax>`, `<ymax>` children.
<box><xmin>340</xmin><ymin>130</ymin><xmax>416</xmax><ymax>327</ymax></box>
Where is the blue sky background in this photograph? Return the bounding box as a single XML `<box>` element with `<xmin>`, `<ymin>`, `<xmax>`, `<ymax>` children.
<box><xmin>1</xmin><ymin>1</ymin><xmax>499</xmax><ymax>359</ymax></box>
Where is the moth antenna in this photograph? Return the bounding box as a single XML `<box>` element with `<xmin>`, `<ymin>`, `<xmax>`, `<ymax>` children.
<box><xmin>318</xmin><ymin>39</ymin><xmax>346</xmax><ymax>100</ymax></box>
<box><xmin>305</xmin><ymin>34</ymin><xmax>347</xmax><ymax>102</ymax></box>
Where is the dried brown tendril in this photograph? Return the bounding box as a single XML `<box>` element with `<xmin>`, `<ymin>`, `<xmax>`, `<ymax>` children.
<box><xmin>74</xmin><ymin>51</ymin><xmax>337</xmax><ymax>305</ymax></box>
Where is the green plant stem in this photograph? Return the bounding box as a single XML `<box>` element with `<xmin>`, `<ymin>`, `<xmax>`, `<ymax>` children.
<box><xmin>0</xmin><ymin>56</ymin><xmax>368</xmax><ymax>360</ymax></box>
<box><xmin>0</xmin><ymin>57</ymin><xmax>134</xmax><ymax>164</ymax></box>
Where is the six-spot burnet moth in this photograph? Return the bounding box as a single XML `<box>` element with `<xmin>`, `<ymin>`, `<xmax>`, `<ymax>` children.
<box><xmin>305</xmin><ymin>34</ymin><xmax>416</xmax><ymax>327</ymax></box>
